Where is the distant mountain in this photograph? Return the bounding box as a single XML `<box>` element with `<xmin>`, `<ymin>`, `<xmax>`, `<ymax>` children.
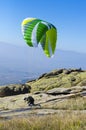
<box><xmin>0</xmin><ymin>42</ymin><xmax>86</xmax><ymax>85</ymax></box>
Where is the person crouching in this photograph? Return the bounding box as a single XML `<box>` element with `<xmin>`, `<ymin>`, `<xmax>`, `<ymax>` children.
<box><xmin>24</xmin><ymin>96</ymin><xmax>34</xmax><ymax>106</ymax></box>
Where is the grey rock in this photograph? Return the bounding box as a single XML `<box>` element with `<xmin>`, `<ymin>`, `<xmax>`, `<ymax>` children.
<box><xmin>46</xmin><ymin>86</ymin><xmax>86</xmax><ymax>96</ymax></box>
<box><xmin>46</xmin><ymin>88</ymin><xmax>71</xmax><ymax>95</ymax></box>
<box><xmin>80</xmin><ymin>91</ymin><xmax>86</xmax><ymax>96</ymax></box>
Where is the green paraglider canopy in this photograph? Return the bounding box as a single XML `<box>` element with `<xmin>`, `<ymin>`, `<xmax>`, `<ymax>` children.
<box><xmin>21</xmin><ymin>18</ymin><xmax>57</xmax><ymax>57</ymax></box>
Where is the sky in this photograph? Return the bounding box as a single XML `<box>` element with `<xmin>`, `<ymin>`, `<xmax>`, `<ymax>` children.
<box><xmin>0</xmin><ymin>0</ymin><xmax>86</xmax><ymax>53</ymax></box>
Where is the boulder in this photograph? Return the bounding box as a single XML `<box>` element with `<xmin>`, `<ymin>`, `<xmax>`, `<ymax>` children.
<box><xmin>46</xmin><ymin>88</ymin><xmax>71</xmax><ymax>95</ymax></box>
<box><xmin>81</xmin><ymin>91</ymin><xmax>86</xmax><ymax>96</ymax></box>
<box><xmin>44</xmin><ymin>69</ymin><xmax>63</xmax><ymax>77</ymax></box>
<box><xmin>46</xmin><ymin>86</ymin><xmax>86</xmax><ymax>96</ymax></box>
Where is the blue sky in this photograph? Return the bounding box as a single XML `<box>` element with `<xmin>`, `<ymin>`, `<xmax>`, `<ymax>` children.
<box><xmin>0</xmin><ymin>0</ymin><xmax>86</xmax><ymax>53</ymax></box>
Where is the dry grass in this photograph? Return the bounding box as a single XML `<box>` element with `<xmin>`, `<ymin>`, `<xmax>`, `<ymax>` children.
<box><xmin>42</xmin><ymin>97</ymin><xmax>86</xmax><ymax>110</ymax></box>
<box><xmin>0</xmin><ymin>112</ymin><xmax>86</xmax><ymax>130</ymax></box>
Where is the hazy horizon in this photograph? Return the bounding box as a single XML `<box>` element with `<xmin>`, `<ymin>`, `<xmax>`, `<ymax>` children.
<box><xmin>0</xmin><ymin>41</ymin><xmax>86</xmax><ymax>85</ymax></box>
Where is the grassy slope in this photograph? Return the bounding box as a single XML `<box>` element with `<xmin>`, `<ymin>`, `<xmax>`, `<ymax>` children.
<box><xmin>0</xmin><ymin>69</ymin><xmax>86</xmax><ymax>129</ymax></box>
<box><xmin>26</xmin><ymin>69</ymin><xmax>86</xmax><ymax>92</ymax></box>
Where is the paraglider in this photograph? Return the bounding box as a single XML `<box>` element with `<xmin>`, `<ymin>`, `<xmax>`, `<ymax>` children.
<box><xmin>21</xmin><ymin>18</ymin><xmax>57</xmax><ymax>57</ymax></box>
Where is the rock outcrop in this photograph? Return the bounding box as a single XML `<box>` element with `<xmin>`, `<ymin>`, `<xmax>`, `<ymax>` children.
<box><xmin>46</xmin><ymin>86</ymin><xmax>86</xmax><ymax>96</ymax></box>
<box><xmin>0</xmin><ymin>84</ymin><xmax>31</xmax><ymax>97</ymax></box>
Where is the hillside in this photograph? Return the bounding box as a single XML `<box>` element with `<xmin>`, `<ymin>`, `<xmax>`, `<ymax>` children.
<box><xmin>0</xmin><ymin>68</ymin><xmax>86</xmax><ymax>119</ymax></box>
<box><xmin>26</xmin><ymin>68</ymin><xmax>86</xmax><ymax>92</ymax></box>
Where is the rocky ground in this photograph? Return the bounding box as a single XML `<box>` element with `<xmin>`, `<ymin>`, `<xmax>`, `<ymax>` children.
<box><xmin>0</xmin><ymin>68</ymin><xmax>86</xmax><ymax>119</ymax></box>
